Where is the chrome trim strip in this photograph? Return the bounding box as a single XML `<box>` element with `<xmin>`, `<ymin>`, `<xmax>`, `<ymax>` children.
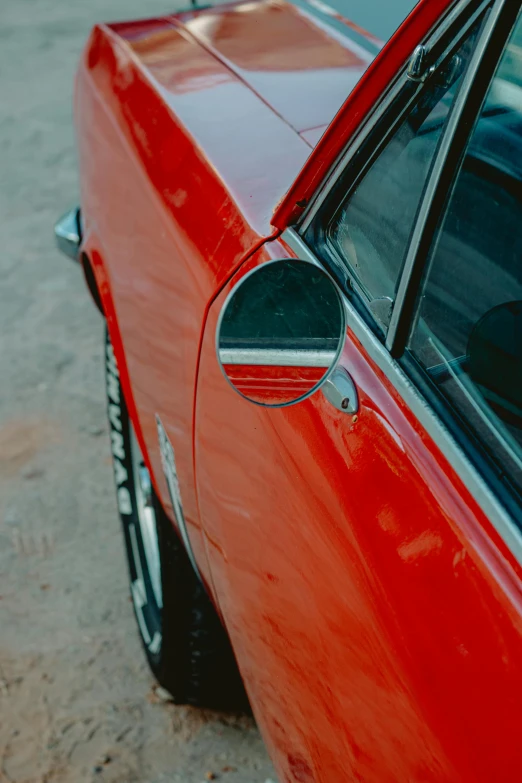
<box><xmin>219</xmin><ymin>348</ymin><xmax>336</xmax><ymax>367</ymax></box>
<box><xmin>323</xmin><ymin>367</ymin><xmax>359</xmax><ymax>414</ymax></box>
<box><xmin>156</xmin><ymin>414</ymin><xmax>203</xmax><ymax>582</ymax></box>
<box><xmin>282</xmin><ymin>227</ymin><xmax>522</xmax><ymax>564</ymax></box>
<box><xmin>386</xmin><ymin>0</ymin><xmax>504</xmax><ymax>351</ymax></box>
<box><xmin>54</xmin><ymin>207</ymin><xmax>81</xmax><ymax>262</ymax></box>
<box><xmin>299</xmin><ymin>0</ymin><xmax>489</xmax><ymax>234</ymax></box>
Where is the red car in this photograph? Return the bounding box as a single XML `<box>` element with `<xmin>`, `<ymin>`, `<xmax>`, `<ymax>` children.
<box><xmin>55</xmin><ymin>0</ymin><xmax>522</xmax><ymax>779</ymax></box>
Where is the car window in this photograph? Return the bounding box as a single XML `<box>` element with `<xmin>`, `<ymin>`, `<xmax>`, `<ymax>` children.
<box><xmin>408</xmin><ymin>11</ymin><xmax>522</xmax><ymax>497</ymax></box>
<box><xmin>327</xmin><ymin>20</ymin><xmax>484</xmax><ymax>312</ymax></box>
<box><xmin>323</xmin><ymin>23</ymin><xmax>481</xmax><ymax>315</ymax></box>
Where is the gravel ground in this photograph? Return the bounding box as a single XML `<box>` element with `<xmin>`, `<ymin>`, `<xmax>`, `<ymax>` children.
<box><xmin>0</xmin><ymin>1</ymin><xmax>277</xmax><ymax>781</ymax></box>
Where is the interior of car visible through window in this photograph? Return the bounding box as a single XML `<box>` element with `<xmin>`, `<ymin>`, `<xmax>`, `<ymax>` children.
<box><xmin>409</xmin><ymin>10</ymin><xmax>522</xmax><ymax>497</ymax></box>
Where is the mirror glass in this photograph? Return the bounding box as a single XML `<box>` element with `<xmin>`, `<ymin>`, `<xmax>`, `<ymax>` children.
<box><xmin>217</xmin><ymin>259</ymin><xmax>346</xmax><ymax>406</ymax></box>
<box><xmin>468</xmin><ymin>300</ymin><xmax>522</xmax><ymax>427</ymax></box>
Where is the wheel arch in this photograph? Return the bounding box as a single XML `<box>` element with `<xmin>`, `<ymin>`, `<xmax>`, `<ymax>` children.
<box><xmin>80</xmin><ymin>235</ymin><xmax>155</xmax><ymax>490</ymax></box>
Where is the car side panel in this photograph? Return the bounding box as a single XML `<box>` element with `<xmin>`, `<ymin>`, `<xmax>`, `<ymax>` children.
<box><xmin>195</xmin><ymin>240</ymin><xmax>522</xmax><ymax>782</ymax></box>
<box><xmin>74</xmin><ymin>21</ymin><xmax>310</xmax><ymax>587</ymax></box>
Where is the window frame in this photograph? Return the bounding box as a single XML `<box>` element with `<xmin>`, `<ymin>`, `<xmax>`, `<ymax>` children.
<box><xmin>284</xmin><ymin>0</ymin><xmax>522</xmax><ymax>561</ymax></box>
<box><xmin>386</xmin><ymin>0</ymin><xmax>522</xmax><ymax>356</ymax></box>
<box><xmin>302</xmin><ymin>0</ymin><xmax>491</xmax><ymax>335</ymax></box>
<box><xmin>397</xmin><ymin>0</ymin><xmax>522</xmax><ymax>512</ymax></box>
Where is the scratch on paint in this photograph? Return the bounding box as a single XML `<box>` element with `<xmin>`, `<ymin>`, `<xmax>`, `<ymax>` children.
<box><xmin>398</xmin><ymin>530</ymin><xmax>443</xmax><ymax>563</ymax></box>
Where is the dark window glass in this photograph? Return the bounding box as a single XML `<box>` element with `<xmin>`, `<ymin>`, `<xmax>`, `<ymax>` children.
<box><xmin>325</xmin><ymin>25</ymin><xmax>480</xmax><ymax>309</ymax></box>
<box><xmin>409</xmin><ymin>12</ymin><xmax>522</xmax><ymax>496</ymax></box>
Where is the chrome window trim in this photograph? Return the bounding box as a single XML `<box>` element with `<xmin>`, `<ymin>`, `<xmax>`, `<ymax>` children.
<box><xmin>386</xmin><ymin>0</ymin><xmax>507</xmax><ymax>351</ymax></box>
<box><xmin>283</xmin><ymin>227</ymin><xmax>522</xmax><ymax>565</ymax></box>
<box><xmin>299</xmin><ymin>0</ymin><xmax>489</xmax><ymax>234</ymax></box>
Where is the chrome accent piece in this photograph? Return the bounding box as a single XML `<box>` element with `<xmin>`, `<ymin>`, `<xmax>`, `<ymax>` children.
<box><xmin>407</xmin><ymin>45</ymin><xmax>430</xmax><ymax>81</ymax></box>
<box><xmin>298</xmin><ymin>0</ymin><xmax>490</xmax><ymax>234</ymax></box>
<box><xmin>156</xmin><ymin>415</ymin><xmax>202</xmax><ymax>581</ymax></box>
<box><xmin>219</xmin><ymin>348</ymin><xmax>337</xmax><ymax>367</ymax></box>
<box><xmin>368</xmin><ymin>297</ymin><xmax>394</xmax><ymax>330</ymax></box>
<box><xmin>322</xmin><ymin>367</ymin><xmax>359</xmax><ymax>413</ymax></box>
<box><xmin>282</xmin><ymin>227</ymin><xmax>522</xmax><ymax>565</ymax></box>
<box><xmin>129</xmin><ymin>523</ymin><xmax>152</xmax><ymax>645</ymax></box>
<box><xmin>138</xmin><ymin>465</ymin><xmax>153</xmax><ymax>508</ymax></box>
<box><xmin>386</xmin><ymin>1</ymin><xmax>504</xmax><ymax>353</ymax></box>
<box><xmin>54</xmin><ymin>208</ymin><xmax>81</xmax><ymax>262</ymax></box>
<box><xmin>130</xmin><ymin>427</ymin><xmax>163</xmax><ymax>609</ymax></box>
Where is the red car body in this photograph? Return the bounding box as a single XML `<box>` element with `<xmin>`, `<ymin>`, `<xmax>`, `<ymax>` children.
<box><xmin>73</xmin><ymin>0</ymin><xmax>522</xmax><ymax>780</ymax></box>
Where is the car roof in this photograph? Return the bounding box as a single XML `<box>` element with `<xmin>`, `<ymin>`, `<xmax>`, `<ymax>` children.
<box><xmin>326</xmin><ymin>0</ymin><xmax>419</xmax><ymax>41</ymax></box>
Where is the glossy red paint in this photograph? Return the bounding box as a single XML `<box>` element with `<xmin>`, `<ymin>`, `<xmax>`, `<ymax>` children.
<box><xmin>196</xmin><ymin>240</ymin><xmax>522</xmax><ymax>782</ymax></box>
<box><xmin>272</xmin><ymin>0</ymin><xmax>458</xmax><ymax>226</ymax></box>
<box><xmin>75</xmin><ymin>0</ymin><xmax>381</xmax><ymax>588</ymax></box>
<box><xmin>298</xmin><ymin>0</ymin><xmax>384</xmax><ymax>47</ymax></box>
<box><xmin>75</xmin><ymin>11</ymin><xmax>308</xmax><ymax>586</ymax></box>
<box><xmin>72</xmin><ymin>0</ymin><xmax>522</xmax><ymax>779</ymax></box>
<box><xmin>171</xmin><ymin>0</ymin><xmax>376</xmax><ymax>134</ymax></box>
<box><xmin>221</xmin><ymin>364</ymin><xmax>325</xmax><ymax>404</ymax></box>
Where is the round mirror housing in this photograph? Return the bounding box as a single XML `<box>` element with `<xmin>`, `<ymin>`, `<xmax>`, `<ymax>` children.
<box><xmin>216</xmin><ymin>259</ymin><xmax>346</xmax><ymax>407</ymax></box>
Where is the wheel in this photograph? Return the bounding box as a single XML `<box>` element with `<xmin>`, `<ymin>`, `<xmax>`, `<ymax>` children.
<box><xmin>104</xmin><ymin>327</ymin><xmax>249</xmax><ymax>710</ymax></box>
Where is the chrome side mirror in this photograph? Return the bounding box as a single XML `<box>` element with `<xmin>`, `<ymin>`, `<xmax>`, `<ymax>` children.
<box><xmin>216</xmin><ymin>259</ymin><xmax>346</xmax><ymax>407</ymax></box>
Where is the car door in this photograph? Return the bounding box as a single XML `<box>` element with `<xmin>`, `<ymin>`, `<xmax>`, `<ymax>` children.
<box><xmin>195</xmin><ymin>3</ymin><xmax>522</xmax><ymax>781</ymax></box>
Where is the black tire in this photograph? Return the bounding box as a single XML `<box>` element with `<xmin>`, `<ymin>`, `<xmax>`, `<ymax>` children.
<box><xmin>104</xmin><ymin>328</ymin><xmax>249</xmax><ymax>711</ymax></box>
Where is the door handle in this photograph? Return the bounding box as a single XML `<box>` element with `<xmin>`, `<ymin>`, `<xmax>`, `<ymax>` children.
<box><xmin>322</xmin><ymin>367</ymin><xmax>359</xmax><ymax>414</ymax></box>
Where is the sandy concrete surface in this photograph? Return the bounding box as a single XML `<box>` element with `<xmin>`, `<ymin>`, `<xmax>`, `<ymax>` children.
<box><xmin>0</xmin><ymin>1</ymin><xmax>277</xmax><ymax>781</ymax></box>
